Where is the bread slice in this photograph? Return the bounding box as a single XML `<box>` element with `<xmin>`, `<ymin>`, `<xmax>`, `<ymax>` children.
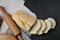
<box><xmin>12</xmin><ymin>11</ymin><xmax>36</xmax><ymax>31</ymax></box>
<box><xmin>30</xmin><ymin>19</ymin><xmax>41</xmax><ymax>34</ymax></box>
<box><xmin>0</xmin><ymin>33</ymin><xmax>16</xmax><ymax>40</ymax></box>
<box><xmin>47</xmin><ymin>18</ymin><xmax>56</xmax><ymax>29</ymax></box>
<box><xmin>44</xmin><ymin>19</ymin><xmax>51</xmax><ymax>33</ymax></box>
<box><xmin>38</xmin><ymin>19</ymin><xmax>46</xmax><ymax>35</ymax></box>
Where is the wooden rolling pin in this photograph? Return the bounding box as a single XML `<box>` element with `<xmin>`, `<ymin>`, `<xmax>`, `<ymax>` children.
<box><xmin>0</xmin><ymin>6</ymin><xmax>23</xmax><ymax>40</ymax></box>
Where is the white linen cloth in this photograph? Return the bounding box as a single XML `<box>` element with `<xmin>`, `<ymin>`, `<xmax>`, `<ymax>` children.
<box><xmin>0</xmin><ymin>0</ymin><xmax>37</xmax><ymax>40</ymax></box>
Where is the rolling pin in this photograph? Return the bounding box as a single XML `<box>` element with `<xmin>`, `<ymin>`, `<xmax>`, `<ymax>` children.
<box><xmin>0</xmin><ymin>6</ymin><xmax>23</xmax><ymax>40</ymax></box>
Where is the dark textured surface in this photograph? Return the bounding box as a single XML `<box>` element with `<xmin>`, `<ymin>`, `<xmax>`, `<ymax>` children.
<box><xmin>24</xmin><ymin>0</ymin><xmax>60</xmax><ymax>40</ymax></box>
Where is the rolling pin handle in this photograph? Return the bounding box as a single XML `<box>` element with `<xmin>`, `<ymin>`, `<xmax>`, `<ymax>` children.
<box><xmin>17</xmin><ymin>35</ymin><xmax>23</xmax><ymax>40</ymax></box>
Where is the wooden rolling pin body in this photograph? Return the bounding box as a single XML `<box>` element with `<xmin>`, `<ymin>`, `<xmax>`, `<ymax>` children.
<box><xmin>0</xmin><ymin>6</ymin><xmax>23</xmax><ymax>40</ymax></box>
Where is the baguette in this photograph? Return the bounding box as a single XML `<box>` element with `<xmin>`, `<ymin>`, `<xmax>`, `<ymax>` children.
<box><xmin>47</xmin><ymin>18</ymin><xmax>56</xmax><ymax>29</ymax></box>
<box><xmin>30</xmin><ymin>19</ymin><xmax>41</xmax><ymax>34</ymax></box>
<box><xmin>44</xmin><ymin>19</ymin><xmax>51</xmax><ymax>33</ymax></box>
<box><xmin>38</xmin><ymin>19</ymin><xmax>46</xmax><ymax>35</ymax></box>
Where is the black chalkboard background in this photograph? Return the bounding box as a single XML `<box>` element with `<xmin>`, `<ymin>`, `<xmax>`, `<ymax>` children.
<box><xmin>24</xmin><ymin>0</ymin><xmax>60</xmax><ymax>40</ymax></box>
